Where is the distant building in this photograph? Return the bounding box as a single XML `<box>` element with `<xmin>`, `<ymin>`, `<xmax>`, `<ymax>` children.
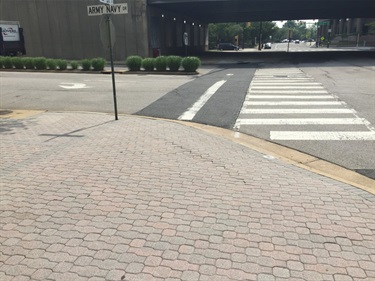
<box><xmin>318</xmin><ymin>18</ymin><xmax>375</xmax><ymax>46</ymax></box>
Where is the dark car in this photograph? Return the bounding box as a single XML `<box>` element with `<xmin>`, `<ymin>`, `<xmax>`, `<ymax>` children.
<box><xmin>217</xmin><ymin>43</ymin><xmax>240</xmax><ymax>51</ymax></box>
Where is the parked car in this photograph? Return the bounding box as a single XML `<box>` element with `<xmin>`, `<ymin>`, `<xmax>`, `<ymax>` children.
<box><xmin>295</xmin><ymin>40</ymin><xmax>300</xmax><ymax>44</ymax></box>
<box><xmin>217</xmin><ymin>43</ymin><xmax>240</xmax><ymax>50</ymax></box>
<box><xmin>281</xmin><ymin>39</ymin><xmax>289</xmax><ymax>43</ymax></box>
<box><xmin>264</xmin><ymin>42</ymin><xmax>272</xmax><ymax>49</ymax></box>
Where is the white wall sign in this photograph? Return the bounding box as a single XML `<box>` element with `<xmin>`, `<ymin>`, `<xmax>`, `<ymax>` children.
<box><xmin>0</xmin><ymin>23</ymin><xmax>20</xmax><ymax>42</ymax></box>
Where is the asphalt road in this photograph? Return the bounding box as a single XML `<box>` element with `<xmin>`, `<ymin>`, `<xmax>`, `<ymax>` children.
<box><xmin>137</xmin><ymin>64</ymin><xmax>256</xmax><ymax>129</ymax></box>
<box><xmin>1</xmin><ymin>51</ymin><xmax>374</xmax><ymax>179</ymax></box>
<box><xmin>0</xmin><ymin>72</ymin><xmax>196</xmax><ymax>114</ymax></box>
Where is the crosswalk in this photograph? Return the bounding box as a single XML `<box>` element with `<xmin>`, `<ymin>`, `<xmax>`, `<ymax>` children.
<box><xmin>234</xmin><ymin>68</ymin><xmax>375</xmax><ymax>141</ymax></box>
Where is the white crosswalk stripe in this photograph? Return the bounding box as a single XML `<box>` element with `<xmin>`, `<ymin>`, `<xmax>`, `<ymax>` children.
<box><xmin>234</xmin><ymin>68</ymin><xmax>375</xmax><ymax>141</ymax></box>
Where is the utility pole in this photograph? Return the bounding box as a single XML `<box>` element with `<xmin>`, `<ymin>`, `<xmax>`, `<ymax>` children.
<box><xmin>258</xmin><ymin>21</ymin><xmax>263</xmax><ymax>50</ymax></box>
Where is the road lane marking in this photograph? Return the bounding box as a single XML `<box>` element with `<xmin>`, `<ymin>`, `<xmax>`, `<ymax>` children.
<box><xmin>178</xmin><ymin>80</ymin><xmax>227</xmax><ymax>121</ymax></box>
<box><xmin>236</xmin><ymin>118</ymin><xmax>368</xmax><ymax>125</ymax></box>
<box><xmin>245</xmin><ymin>101</ymin><xmax>344</xmax><ymax>105</ymax></box>
<box><xmin>235</xmin><ymin>67</ymin><xmax>375</xmax><ymax>143</ymax></box>
<box><xmin>249</xmin><ymin>90</ymin><xmax>329</xmax><ymax>94</ymax></box>
<box><xmin>251</xmin><ymin>86</ymin><xmax>324</xmax><ymax>89</ymax></box>
<box><xmin>271</xmin><ymin>131</ymin><xmax>375</xmax><ymax>141</ymax></box>
<box><xmin>253</xmin><ymin>77</ymin><xmax>312</xmax><ymax>80</ymax></box>
<box><xmin>242</xmin><ymin>108</ymin><xmax>355</xmax><ymax>114</ymax></box>
<box><xmin>251</xmin><ymin>83</ymin><xmax>321</xmax><ymax>86</ymax></box>
<box><xmin>246</xmin><ymin>95</ymin><xmax>335</xmax><ymax>99</ymax></box>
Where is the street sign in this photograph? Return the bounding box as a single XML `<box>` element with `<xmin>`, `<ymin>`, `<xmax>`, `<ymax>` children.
<box><xmin>100</xmin><ymin>0</ymin><xmax>113</xmax><ymax>5</ymax></box>
<box><xmin>317</xmin><ymin>21</ymin><xmax>329</xmax><ymax>26</ymax></box>
<box><xmin>87</xmin><ymin>3</ymin><xmax>128</xmax><ymax>16</ymax></box>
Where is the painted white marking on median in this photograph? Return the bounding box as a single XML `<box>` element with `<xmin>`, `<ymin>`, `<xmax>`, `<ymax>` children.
<box><xmin>59</xmin><ymin>83</ymin><xmax>92</xmax><ymax>89</ymax></box>
<box><xmin>245</xmin><ymin>101</ymin><xmax>344</xmax><ymax>106</ymax></box>
<box><xmin>246</xmin><ymin>95</ymin><xmax>335</xmax><ymax>100</ymax></box>
<box><xmin>237</xmin><ymin>118</ymin><xmax>367</xmax><ymax>125</ymax></box>
<box><xmin>242</xmin><ymin>108</ymin><xmax>355</xmax><ymax>114</ymax></box>
<box><xmin>270</xmin><ymin>131</ymin><xmax>375</xmax><ymax>141</ymax></box>
<box><xmin>178</xmin><ymin>80</ymin><xmax>227</xmax><ymax>121</ymax></box>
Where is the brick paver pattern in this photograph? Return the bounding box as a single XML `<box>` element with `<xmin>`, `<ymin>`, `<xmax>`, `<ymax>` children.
<box><xmin>1</xmin><ymin>112</ymin><xmax>374</xmax><ymax>281</ymax></box>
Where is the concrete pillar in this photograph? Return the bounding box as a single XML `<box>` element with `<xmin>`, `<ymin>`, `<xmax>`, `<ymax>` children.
<box><xmin>356</xmin><ymin>18</ymin><xmax>363</xmax><ymax>34</ymax></box>
<box><xmin>347</xmin><ymin>18</ymin><xmax>353</xmax><ymax>34</ymax></box>
<box><xmin>332</xmin><ymin>19</ymin><xmax>339</xmax><ymax>37</ymax></box>
<box><xmin>339</xmin><ymin>19</ymin><xmax>344</xmax><ymax>34</ymax></box>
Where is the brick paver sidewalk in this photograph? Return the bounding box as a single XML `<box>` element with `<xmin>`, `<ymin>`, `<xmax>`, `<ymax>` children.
<box><xmin>1</xmin><ymin>112</ymin><xmax>374</xmax><ymax>281</ymax></box>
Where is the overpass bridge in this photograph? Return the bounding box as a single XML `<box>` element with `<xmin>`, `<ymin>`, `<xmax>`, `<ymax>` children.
<box><xmin>1</xmin><ymin>0</ymin><xmax>374</xmax><ymax>60</ymax></box>
<box><xmin>148</xmin><ymin>0</ymin><xmax>375</xmax><ymax>22</ymax></box>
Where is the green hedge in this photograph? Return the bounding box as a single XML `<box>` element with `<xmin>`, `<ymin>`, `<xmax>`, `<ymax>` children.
<box><xmin>2</xmin><ymin>57</ymin><xmax>13</xmax><ymax>69</ymax></box>
<box><xmin>91</xmin><ymin>57</ymin><xmax>106</xmax><ymax>71</ymax></box>
<box><xmin>57</xmin><ymin>59</ymin><xmax>68</xmax><ymax>70</ymax></box>
<box><xmin>0</xmin><ymin>56</ymin><xmax>107</xmax><ymax>71</ymax></box>
<box><xmin>80</xmin><ymin>59</ymin><xmax>91</xmax><ymax>71</ymax></box>
<box><xmin>70</xmin><ymin>61</ymin><xmax>79</xmax><ymax>70</ymax></box>
<box><xmin>34</xmin><ymin>57</ymin><xmax>47</xmax><ymax>70</ymax></box>
<box><xmin>167</xmin><ymin>56</ymin><xmax>182</xmax><ymax>72</ymax></box>
<box><xmin>142</xmin><ymin>58</ymin><xmax>155</xmax><ymax>71</ymax></box>
<box><xmin>46</xmin><ymin>59</ymin><xmax>57</xmax><ymax>70</ymax></box>
<box><xmin>182</xmin><ymin>56</ymin><xmax>201</xmax><ymax>72</ymax></box>
<box><xmin>126</xmin><ymin>56</ymin><xmax>142</xmax><ymax>71</ymax></box>
<box><xmin>0</xmin><ymin>55</ymin><xmax>199</xmax><ymax>73</ymax></box>
<box><xmin>11</xmin><ymin>57</ymin><xmax>24</xmax><ymax>69</ymax></box>
<box><xmin>155</xmin><ymin>56</ymin><xmax>167</xmax><ymax>71</ymax></box>
<box><xmin>24</xmin><ymin>57</ymin><xmax>35</xmax><ymax>69</ymax></box>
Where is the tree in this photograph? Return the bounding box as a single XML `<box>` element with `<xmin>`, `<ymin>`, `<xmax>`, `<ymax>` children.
<box><xmin>208</xmin><ymin>21</ymin><xmax>277</xmax><ymax>48</ymax></box>
<box><xmin>366</xmin><ymin>22</ymin><xmax>375</xmax><ymax>34</ymax></box>
<box><xmin>208</xmin><ymin>23</ymin><xmax>243</xmax><ymax>48</ymax></box>
<box><xmin>283</xmin><ymin>20</ymin><xmax>298</xmax><ymax>29</ymax></box>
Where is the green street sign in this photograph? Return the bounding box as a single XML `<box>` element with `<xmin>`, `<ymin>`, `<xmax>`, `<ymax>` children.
<box><xmin>317</xmin><ymin>21</ymin><xmax>329</xmax><ymax>26</ymax></box>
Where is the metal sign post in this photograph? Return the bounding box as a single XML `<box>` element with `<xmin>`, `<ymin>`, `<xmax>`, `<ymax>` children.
<box><xmin>106</xmin><ymin>13</ymin><xmax>118</xmax><ymax>120</ymax></box>
<box><xmin>183</xmin><ymin>32</ymin><xmax>188</xmax><ymax>56</ymax></box>
<box><xmin>88</xmin><ymin>1</ymin><xmax>128</xmax><ymax>120</ymax></box>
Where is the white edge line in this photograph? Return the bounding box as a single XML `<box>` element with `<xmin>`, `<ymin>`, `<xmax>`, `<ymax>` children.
<box><xmin>242</xmin><ymin>108</ymin><xmax>356</xmax><ymax>114</ymax></box>
<box><xmin>270</xmin><ymin>131</ymin><xmax>375</xmax><ymax>141</ymax></box>
<box><xmin>236</xmin><ymin>118</ymin><xmax>368</xmax><ymax>125</ymax></box>
<box><xmin>178</xmin><ymin>80</ymin><xmax>227</xmax><ymax>121</ymax></box>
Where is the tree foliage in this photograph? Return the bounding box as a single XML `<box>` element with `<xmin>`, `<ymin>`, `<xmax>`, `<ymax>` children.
<box><xmin>209</xmin><ymin>21</ymin><xmax>277</xmax><ymax>48</ymax></box>
<box><xmin>208</xmin><ymin>20</ymin><xmax>317</xmax><ymax>48</ymax></box>
<box><xmin>366</xmin><ymin>22</ymin><xmax>375</xmax><ymax>34</ymax></box>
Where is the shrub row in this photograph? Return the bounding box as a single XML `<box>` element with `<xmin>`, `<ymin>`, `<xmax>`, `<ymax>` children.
<box><xmin>126</xmin><ymin>55</ymin><xmax>201</xmax><ymax>72</ymax></box>
<box><xmin>0</xmin><ymin>56</ymin><xmax>107</xmax><ymax>71</ymax></box>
